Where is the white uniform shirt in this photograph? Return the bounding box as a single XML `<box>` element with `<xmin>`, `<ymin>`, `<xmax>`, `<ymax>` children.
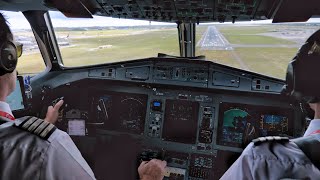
<box><xmin>0</xmin><ymin>101</ymin><xmax>14</xmax><ymax>117</ymax></box>
<box><xmin>221</xmin><ymin>119</ymin><xmax>320</xmax><ymax>180</ymax></box>
<box><xmin>304</xmin><ymin>119</ymin><xmax>320</xmax><ymax>136</ymax></box>
<box><xmin>0</xmin><ymin>101</ymin><xmax>96</xmax><ymax>180</ymax></box>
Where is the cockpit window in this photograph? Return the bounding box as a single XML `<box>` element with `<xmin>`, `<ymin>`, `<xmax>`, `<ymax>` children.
<box><xmin>1</xmin><ymin>11</ymin><xmax>45</xmax><ymax>75</ymax></box>
<box><xmin>196</xmin><ymin>23</ymin><xmax>319</xmax><ymax>79</ymax></box>
<box><xmin>50</xmin><ymin>11</ymin><xmax>179</xmax><ymax>67</ymax></box>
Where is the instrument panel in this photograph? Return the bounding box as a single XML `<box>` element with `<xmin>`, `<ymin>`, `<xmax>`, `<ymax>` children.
<box><xmin>217</xmin><ymin>102</ymin><xmax>293</xmax><ymax>148</ymax></box>
<box><xmin>162</xmin><ymin>99</ymin><xmax>199</xmax><ymax>144</ymax></box>
<box><xmin>91</xmin><ymin>91</ymin><xmax>147</xmax><ymax>135</ymax></box>
<box><xmin>34</xmin><ymin>58</ymin><xmax>302</xmax><ymax>180</ymax></box>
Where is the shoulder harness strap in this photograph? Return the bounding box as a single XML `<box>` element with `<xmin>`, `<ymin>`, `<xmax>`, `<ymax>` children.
<box><xmin>292</xmin><ymin>136</ymin><xmax>320</xmax><ymax>171</ymax></box>
<box><xmin>252</xmin><ymin>136</ymin><xmax>289</xmax><ymax>146</ymax></box>
<box><xmin>15</xmin><ymin>116</ymin><xmax>57</xmax><ymax>140</ymax></box>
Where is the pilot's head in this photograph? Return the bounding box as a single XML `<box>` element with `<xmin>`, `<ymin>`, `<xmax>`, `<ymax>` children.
<box><xmin>284</xmin><ymin>28</ymin><xmax>320</xmax><ymax>103</ymax></box>
<box><xmin>0</xmin><ymin>12</ymin><xmax>17</xmax><ymax>101</ymax></box>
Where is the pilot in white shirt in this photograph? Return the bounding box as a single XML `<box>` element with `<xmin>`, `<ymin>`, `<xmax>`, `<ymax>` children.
<box><xmin>0</xmin><ymin>12</ymin><xmax>165</xmax><ymax>180</ymax></box>
<box><xmin>0</xmin><ymin>92</ymin><xmax>96</xmax><ymax>179</ymax></box>
<box><xmin>0</xmin><ymin>107</ymin><xmax>96</xmax><ymax>180</ymax></box>
<box><xmin>0</xmin><ymin>12</ymin><xmax>96</xmax><ymax>179</ymax></box>
<box><xmin>221</xmin><ymin>103</ymin><xmax>320</xmax><ymax>180</ymax></box>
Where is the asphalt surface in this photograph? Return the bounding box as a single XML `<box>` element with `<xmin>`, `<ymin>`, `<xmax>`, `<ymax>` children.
<box><xmin>197</xmin><ymin>26</ymin><xmax>233</xmax><ymax>50</ymax></box>
<box><xmin>198</xmin><ymin>26</ymin><xmax>249</xmax><ymax>70</ymax></box>
<box><xmin>197</xmin><ymin>26</ymin><xmax>302</xmax><ymax>50</ymax></box>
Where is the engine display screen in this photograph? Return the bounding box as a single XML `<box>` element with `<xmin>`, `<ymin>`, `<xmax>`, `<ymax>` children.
<box><xmin>91</xmin><ymin>91</ymin><xmax>147</xmax><ymax>134</ymax></box>
<box><xmin>162</xmin><ymin>100</ymin><xmax>199</xmax><ymax>144</ymax></box>
<box><xmin>217</xmin><ymin>102</ymin><xmax>294</xmax><ymax>148</ymax></box>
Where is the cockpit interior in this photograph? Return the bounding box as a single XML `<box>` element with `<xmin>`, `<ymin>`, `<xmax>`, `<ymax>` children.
<box><xmin>2</xmin><ymin>0</ymin><xmax>320</xmax><ymax>179</ymax></box>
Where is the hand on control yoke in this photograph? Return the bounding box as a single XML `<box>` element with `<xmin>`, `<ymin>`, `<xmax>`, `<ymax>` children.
<box><xmin>138</xmin><ymin>159</ymin><xmax>167</xmax><ymax>180</ymax></box>
<box><xmin>44</xmin><ymin>99</ymin><xmax>64</xmax><ymax>124</ymax></box>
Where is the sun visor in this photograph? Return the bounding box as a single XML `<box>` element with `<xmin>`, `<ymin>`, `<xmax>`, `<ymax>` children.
<box><xmin>283</xmin><ymin>29</ymin><xmax>320</xmax><ymax>103</ymax></box>
<box><xmin>273</xmin><ymin>0</ymin><xmax>320</xmax><ymax>23</ymax></box>
<box><xmin>43</xmin><ymin>0</ymin><xmax>99</xmax><ymax>18</ymax></box>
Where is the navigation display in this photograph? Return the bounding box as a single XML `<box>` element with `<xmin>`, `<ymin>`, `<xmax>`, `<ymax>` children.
<box><xmin>217</xmin><ymin>102</ymin><xmax>293</xmax><ymax>148</ymax></box>
<box><xmin>6</xmin><ymin>77</ymin><xmax>26</xmax><ymax>111</ymax></box>
<box><xmin>91</xmin><ymin>91</ymin><xmax>148</xmax><ymax>134</ymax></box>
<box><xmin>162</xmin><ymin>100</ymin><xmax>199</xmax><ymax>144</ymax></box>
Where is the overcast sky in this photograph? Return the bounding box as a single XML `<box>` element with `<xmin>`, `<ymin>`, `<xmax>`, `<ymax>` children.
<box><xmin>1</xmin><ymin>10</ymin><xmax>320</xmax><ymax>30</ymax></box>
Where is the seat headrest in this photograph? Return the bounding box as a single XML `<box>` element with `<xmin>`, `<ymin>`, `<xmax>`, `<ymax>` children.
<box><xmin>283</xmin><ymin>29</ymin><xmax>320</xmax><ymax>103</ymax></box>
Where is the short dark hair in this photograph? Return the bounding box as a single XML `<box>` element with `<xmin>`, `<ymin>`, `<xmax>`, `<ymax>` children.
<box><xmin>0</xmin><ymin>12</ymin><xmax>12</xmax><ymax>42</ymax></box>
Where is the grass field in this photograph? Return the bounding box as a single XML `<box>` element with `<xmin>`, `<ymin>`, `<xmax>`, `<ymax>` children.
<box><xmin>224</xmin><ymin>35</ymin><xmax>294</xmax><ymax>45</ymax></box>
<box><xmin>235</xmin><ymin>47</ymin><xmax>298</xmax><ymax>78</ymax></box>
<box><xmin>60</xmin><ymin>28</ymin><xmax>179</xmax><ymax>67</ymax></box>
<box><xmin>17</xmin><ymin>52</ymin><xmax>46</xmax><ymax>74</ymax></box>
<box><xmin>195</xmin><ymin>25</ymin><xmax>305</xmax><ymax>79</ymax></box>
<box><xmin>218</xmin><ymin>26</ymin><xmax>272</xmax><ymax>35</ymax></box>
<box><xmin>56</xmin><ymin>29</ymin><xmax>135</xmax><ymax>37</ymax></box>
<box><xmin>16</xmin><ymin>28</ymin><xmax>179</xmax><ymax>73</ymax></box>
<box><xmin>197</xmin><ymin>49</ymin><xmax>241</xmax><ymax>69</ymax></box>
<box><xmin>16</xmin><ymin>25</ymin><xmax>313</xmax><ymax>79</ymax></box>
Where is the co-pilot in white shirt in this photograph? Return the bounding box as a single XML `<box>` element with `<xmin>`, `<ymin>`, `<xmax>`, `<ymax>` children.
<box><xmin>0</xmin><ymin>101</ymin><xmax>96</xmax><ymax>180</ymax></box>
<box><xmin>221</xmin><ymin>119</ymin><xmax>320</xmax><ymax>180</ymax></box>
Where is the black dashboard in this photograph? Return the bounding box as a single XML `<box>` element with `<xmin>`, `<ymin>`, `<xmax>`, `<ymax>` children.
<box><xmin>30</xmin><ymin>58</ymin><xmax>303</xmax><ymax>180</ymax></box>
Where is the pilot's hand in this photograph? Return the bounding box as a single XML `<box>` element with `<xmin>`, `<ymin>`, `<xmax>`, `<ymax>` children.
<box><xmin>309</xmin><ymin>103</ymin><xmax>320</xmax><ymax>119</ymax></box>
<box><xmin>44</xmin><ymin>100</ymin><xmax>64</xmax><ymax>124</ymax></box>
<box><xmin>138</xmin><ymin>159</ymin><xmax>167</xmax><ymax>180</ymax></box>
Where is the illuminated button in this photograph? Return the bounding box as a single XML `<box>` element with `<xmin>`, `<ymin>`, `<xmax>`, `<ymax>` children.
<box><xmin>151</xmin><ymin>100</ymin><xmax>162</xmax><ymax>111</ymax></box>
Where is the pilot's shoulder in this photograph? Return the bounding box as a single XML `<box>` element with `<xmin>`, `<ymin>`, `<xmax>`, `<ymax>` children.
<box><xmin>252</xmin><ymin>136</ymin><xmax>290</xmax><ymax>146</ymax></box>
<box><xmin>247</xmin><ymin>136</ymin><xmax>291</xmax><ymax>155</ymax></box>
<box><xmin>242</xmin><ymin>136</ymin><xmax>308</xmax><ymax>162</ymax></box>
<box><xmin>15</xmin><ymin>116</ymin><xmax>58</xmax><ymax>141</ymax></box>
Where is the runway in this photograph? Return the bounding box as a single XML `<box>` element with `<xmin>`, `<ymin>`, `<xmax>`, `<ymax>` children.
<box><xmin>197</xmin><ymin>26</ymin><xmax>233</xmax><ymax>50</ymax></box>
<box><xmin>197</xmin><ymin>26</ymin><xmax>301</xmax><ymax>50</ymax></box>
<box><xmin>197</xmin><ymin>26</ymin><xmax>249</xmax><ymax>70</ymax></box>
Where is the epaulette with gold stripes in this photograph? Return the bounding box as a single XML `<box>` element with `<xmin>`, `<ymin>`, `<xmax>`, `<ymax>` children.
<box><xmin>16</xmin><ymin>116</ymin><xmax>56</xmax><ymax>140</ymax></box>
<box><xmin>252</xmin><ymin>136</ymin><xmax>289</xmax><ymax>146</ymax></box>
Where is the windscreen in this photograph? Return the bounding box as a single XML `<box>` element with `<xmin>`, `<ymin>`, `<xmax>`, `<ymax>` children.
<box><xmin>196</xmin><ymin>23</ymin><xmax>320</xmax><ymax>79</ymax></box>
<box><xmin>7</xmin><ymin>79</ymin><xmax>25</xmax><ymax>111</ymax></box>
<box><xmin>49</xmin><ymin>11</ymin><xmax>320</xmax><ymax>80</ymax></box>
<box><xmin>50</xmin><ymin>11</ymin><xmax>179</xmax><ymax>67</ymax></box>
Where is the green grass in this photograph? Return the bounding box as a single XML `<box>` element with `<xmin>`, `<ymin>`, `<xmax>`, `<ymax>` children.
<box><xmin>197</xmin><ymin>47</ymin><xmax>298</xmax><ymax>79</ymax></box>
<box><xmin>224</xmin><ymin>35</ymin><xmax>295</xmax><ymax>45</ymax></box>
<box><xmin>217</xmin><ymin>26</ymin><xmax>272</xmax><ymax>35</ymax></box>
<box><xmin>16</xmin><ymin>52</ymin><xmax>46</xmax><ymax>74</ymax></box>
<box><xmin>56</xmin><ymin>29</ymin><xmax>138</xmax><ymax>37</ymax></box>
<box><xmin>195</xmin><ymin>25</ymin><xmax>298</xmax><ymax>79</ymax></box>
<box><xmin>217</xmin><ymin>25</ymin><xmax>295</xmax><ymax>45</ymax></box>
<box><xmin>234</xmin><ymin>47</ymin><xmax>299</xmax><ymax>79</ymax></box>
<box><xmin>60</xmin><ymin>28</ymin><xmax>179</xmax><ymax>66</ymax></box>
<box><xmin>197</xmin><ymin>48</ymin><xmax>242</xmax><ymax>69</ymax></box>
